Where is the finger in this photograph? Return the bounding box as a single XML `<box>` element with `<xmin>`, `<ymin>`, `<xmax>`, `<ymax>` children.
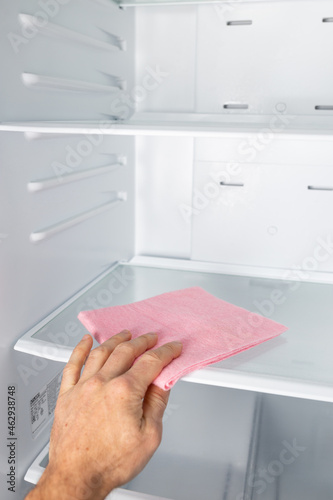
<box><xmin>80</xmin><ymin>330</ymin><xmax>132</xmax><ymax>382</ymax></box>
<box><xmin>125</xmin><ymin>341</ymin><xmax>182</xmax><ymax>397</ymax></box>
<box><xmin>143</xmin><ymin>384</ymin><xmax>170</xmax><ymax>425</ymax></box>
<box><xmin>99</xmin><ymin>332</ymin><xmax>158</xmax><ymax>381</ymax></box>
<box><xmin>59</xmin><ymin>335</ymin><xmax>93</xmax><ymax>396</ymax></box>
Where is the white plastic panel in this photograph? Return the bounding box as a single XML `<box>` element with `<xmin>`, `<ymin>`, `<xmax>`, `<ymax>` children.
<box><xmin>135</xmin><ymin>136</ymin><xmax>193</xmax><ymax>259</ymax></box>
<box><xmin>135</xmin><ymin>6</ymin><xmax>197</xmax><ymax>113</ymax></box>
<box><xmin>194</xmin><ymin>135</ymin><xmax>333</xmax><ymax>167</ymax></box>
<box><xmin>0</xmin><ymin>0</ymin><xmax>134</xmax><ymax>121</ymax></box>
<box><xmin>196</xmin><ymin>1</ymin><xmax>333</xmax><ymax>117</ymax></box>
<box><xmin>191</xmin><ymin>161</ymin><xmax>333</xmax><ymax>271</ymax></box>
<box><xmin>0</xmin><ymin>132</ymin><xmax>134</xmax><ymax>341</ymax></box>
<box><xmin>135</xmin><ymin>1</ymin><xmax>333</xmax><ymax>125</ymax></box>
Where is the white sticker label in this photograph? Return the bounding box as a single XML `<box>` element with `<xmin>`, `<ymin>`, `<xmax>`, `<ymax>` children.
<box><xmin>30</xmin><ymin>372</ymin><xmax>62</xmax><ymax>438</ymax></box>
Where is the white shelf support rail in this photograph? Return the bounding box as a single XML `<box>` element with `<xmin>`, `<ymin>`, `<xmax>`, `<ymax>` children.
<box><xmin>29</xmin><ymin>192</ymin><xmax>127</xmax><ymax>243</ymax></box>
<box><xmin>27</xmin><ymin>157</ymin><xmax>126</xmax><ymax>192</ymax></box>
<box><xmin>18</xmin><ymin>14</ymin><xmax>126</xmax><ymax>52</ymax></box>
<box><xmin>22</xmin><ymin>73</ymin><xmax>126</xmax><ymax>93</ymax></box>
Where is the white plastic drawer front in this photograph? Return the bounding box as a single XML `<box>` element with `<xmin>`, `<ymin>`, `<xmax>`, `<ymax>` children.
<box><xmin>191</xmin><ymin>162</ymin><xmax>333</xmax><ymax>272</ymax></box>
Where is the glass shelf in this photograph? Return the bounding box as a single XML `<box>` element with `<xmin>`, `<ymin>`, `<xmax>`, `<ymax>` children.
<box><xmin>25</xmin><ymin>382</ymin><xmax>259</xmax><ymax>500</ymax></box>
<box><xmin>116</xmin><ymin>0</ymin><xmax>286</xmax><ymax>6</ymax></box>
<box><xmin>14</xmin><ymin>259</ymin><xmax>333</xmax><ymax>402</ymax></box>
<box><xmin>2</xmin><ymin>113</ymin><xmax>333</xmax><ymax>139</ymax></box>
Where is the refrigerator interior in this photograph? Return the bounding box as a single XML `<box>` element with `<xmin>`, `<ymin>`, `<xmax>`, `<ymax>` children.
<box><xmin>126</xmin><ymin>385</ymin><xmax>333</xmax><ymax>500</ymax></box>
<box><xmin>23</xmin><ymin>383</ymin><xmax>333</xmax><ymax>500</ymax></box>
<box><xmin>1</xmin><ymin>0</ymin><xmax>333</xmax><ymax>498</ymax></box>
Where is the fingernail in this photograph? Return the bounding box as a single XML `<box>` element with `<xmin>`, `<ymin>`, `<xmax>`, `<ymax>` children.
<box><xmin>147</xmin><ymin>332</ymin><xmax>158</xmax><ymax>337</ymax></box>
<box><xmin>82</xmin><ymin>334</ymin><xmax>91</xmax><ymax>341</ymax></box>
<box><xmin>172</xmin><ymin>341</ymin><xmax>183</xmax><ymax>347</ymax></box>
<box><xmin>120</xmin><ymin>330</ymin><xmax>131</xmax><ymax>336</ymax></box>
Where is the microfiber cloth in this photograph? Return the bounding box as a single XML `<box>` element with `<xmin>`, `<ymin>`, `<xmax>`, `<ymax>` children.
<box><xmin>78</xmin><ymin>286</ymin><xmax>287</xmax><ymax>390</ymax></box>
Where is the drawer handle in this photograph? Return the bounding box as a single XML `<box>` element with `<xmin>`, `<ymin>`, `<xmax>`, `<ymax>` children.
<box><xmin>220</xmin><ymin>182</ymin><xmax>244</xmax><ymax>187</ymax></box>
<box><xmin>323</xmin><ymin>17</ymin><xmax>333</xmax><ymax>23</ymax></box>
<box><xmin>227</xmin><ymin>20</ymin><xmax>253</xmax><ymax>26</ymax></box>
<box><xmin>315</xmin><ymin>105</ymin><xmax>333</xmax><ymax>111</ymax></box>
<box><xmin>308</xmin><ymin>185</ymin><xmax>333</xmax><ymax>191</ymax></box>
<box><xmin>223</xmin><ymin>104</ymin><xmax>249</xmax><ymax>110</ymax></box>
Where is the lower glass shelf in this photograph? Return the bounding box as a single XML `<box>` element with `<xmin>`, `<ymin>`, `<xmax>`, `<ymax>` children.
<box><xmin>25</xmin><ymin>384</ymin><xmax>333</xmax><ymax>500</ymax></box>
<box><xmin>25</xmin><ymin>440</ymin><xmax>170</xmax><ymax>499</ymax></box>
<box><xmin>25</xmin><ymin>383</ymin><xmax>259</xmax><ymax>500</ymax></box>
<box><xmin>14</xmin><ymin>258</ymin><xmax>333</xmax><ymax>402</ymax></box>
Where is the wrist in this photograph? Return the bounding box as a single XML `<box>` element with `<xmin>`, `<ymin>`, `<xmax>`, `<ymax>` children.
<box><xmin>26</xmin><ymin>463</ymin><xmax>109</xmax><ymax>500</ymax></box>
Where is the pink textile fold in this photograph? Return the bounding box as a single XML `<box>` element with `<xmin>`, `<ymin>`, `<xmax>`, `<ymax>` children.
<box><xmin>78</xmin><ymin>286</ymin><xmax>287</xmax><ymax>390</ymax></box>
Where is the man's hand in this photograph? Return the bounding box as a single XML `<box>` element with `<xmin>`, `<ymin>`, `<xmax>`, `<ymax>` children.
<box><xmin>26</xmin><ymin>331</ymin><xmax>182</xmax><ymax>500</ymax></box>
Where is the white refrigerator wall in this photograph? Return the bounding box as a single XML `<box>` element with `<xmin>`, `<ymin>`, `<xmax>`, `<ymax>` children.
<box><xmin>0</xmin><ymin>0</ymin><xmax>135</xmax><ymax>121</ymax></box>
<box><xmin>0</xmin><ymin>130</ymin><xmax>135</xmax><ymax>499</ymax></box>
<box><xmin>135</xmin><ymin>1</ymin><xmax>333</xmax><ymax>118</ymax></box>
<box><xmin>0</xmin><ymin>132</ymin><xmax>135</xmax><ymax>340</ymax></box>
<box><xmin>1</xmin><ymin>1</ymin><xmax>333</xmax><ymax>499</ymax></box>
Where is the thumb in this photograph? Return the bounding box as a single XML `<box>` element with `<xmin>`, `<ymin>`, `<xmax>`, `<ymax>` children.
<box><xmin>143</xmin><ymin>384</ymin><xmax>170</xmax><ymax>425</ymax></box>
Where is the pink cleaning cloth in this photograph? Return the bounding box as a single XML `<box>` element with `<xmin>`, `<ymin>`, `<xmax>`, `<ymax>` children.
<box><xmin>78</xmin><ymin>286</ymin><xmax>287</xmax><ymax>390</ymax></box>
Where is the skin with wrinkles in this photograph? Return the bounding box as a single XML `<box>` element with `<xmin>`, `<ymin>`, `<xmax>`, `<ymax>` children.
<box><xmin>26</xmin><ymin>330</ymin><xmax>182</xmax><ymax>500</ymax></box>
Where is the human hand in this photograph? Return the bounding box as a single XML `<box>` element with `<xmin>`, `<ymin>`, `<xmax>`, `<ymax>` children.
<box><xmin>26</xmin><ymin>331</ymin><xmax>182</xmax><ymax>500</ymax></box>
